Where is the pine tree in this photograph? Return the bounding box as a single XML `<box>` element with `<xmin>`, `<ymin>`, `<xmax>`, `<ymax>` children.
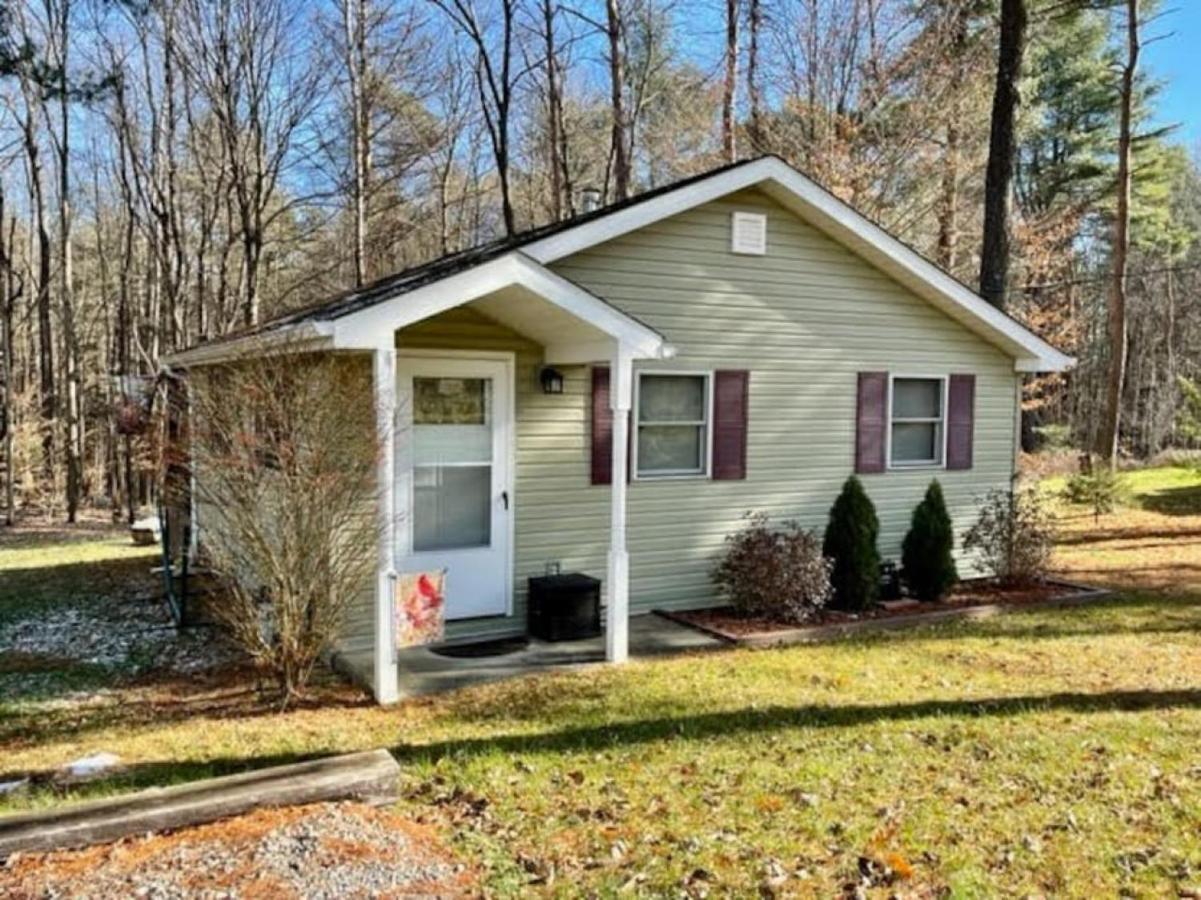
<box><xmin>822</xmin><ymin>476</ymin><xmax>881</xmax><ymax>611</ymax></box>
<box><xmin>902</xmin><ymin>480</ymin><xmax>959</xmax><ymax>602</ymax></box>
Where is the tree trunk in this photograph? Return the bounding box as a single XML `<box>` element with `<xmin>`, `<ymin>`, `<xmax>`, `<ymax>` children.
<box><xmin>24</xmin><ymin>110</ymin><xmax>55</xmax><ymax>488</ymax></box>
<box><xmin>1097</xmin><ymin>0</ymin><xmax>1139</xmax><ymax>467</ymax></box>
<box><xmin>606</xmin><ymin>0</ymin><xmax>630</xmax><ymax>201</ymax></box>
<box><xmin>344</xmin><ymin>0</ymin><xmax>370</xmax><ymax>286</ymax></box>
<box><xmin>746</xmin><ymin>0</ymin><xmax>762</xmax><ymax>152</ymax></box>
<box><xmin>0</xmin><ymin>191</ymin><xmax>15</xmax><ymax>526</ymax></box>
<box><xmin>721</xmin><ymin>0</ymin><xmax>739</xmax><ymax>163</ymax></box>
<box><xmin>542</xmin><ymin>0</ymin><xmax>564</xmax><ymax>220</ymax></box>
<box><xmin>937</xmin><ymin>4</ymin><xmax>969</xmax><ymax>272</ymax></box>
<box><xmin>979</xmin><ymin>0</ymin><xmax>1027</xmax><ymax>309</ymax></box>
<box><xmin>53</xmin><ymin>0</ymin><xmax>83</xmax><ymax>522</ymax></box>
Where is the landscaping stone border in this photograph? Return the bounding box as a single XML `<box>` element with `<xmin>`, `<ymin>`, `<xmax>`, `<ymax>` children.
<box><xmin>0</xmin><ymin>749</ymin><xmax>399</xmax><ymax>859</ymax></box>
<box><xmin>655</xmin><ymin>580</ymin><xmax>1114</xmax><ymax>648</ymax></box>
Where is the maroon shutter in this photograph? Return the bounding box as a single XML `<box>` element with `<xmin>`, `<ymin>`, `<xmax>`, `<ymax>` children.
<box><xmin>946</xmin><ymin>373</ymin><xmax>976</xmax><ymax>470</ymax></box>
<box><xmin>591</xmin><ymin>367</ymin><xmax>613</xmax><ymax>485</ymax></box>
<box><xmin>712</xmin><ymin>370</ymin><xmax>749</xmax><ymax>480</ymax></box>
<box><xmin>855</xmin><ymin>372</ymin><xmax>888</xmax><ymax>474</ymax></box>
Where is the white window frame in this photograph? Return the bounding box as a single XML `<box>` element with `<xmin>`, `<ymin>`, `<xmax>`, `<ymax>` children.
<box><xmin>886</xmin><ymin>374</ymin><xmax>949</xmax><ymax>470</ymax></box>
<box><xmin>632</xmin><ymin>370</ymin><xmax>714</xmax><ymax>480</ymax></box>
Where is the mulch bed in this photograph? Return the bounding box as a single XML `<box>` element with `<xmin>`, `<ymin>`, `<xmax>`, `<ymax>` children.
<box><xmin>0</xmin><ymin>802</ymin><xmax>476</xmax><ymax>899</ymax></box>
<box><xmin>661</xmin><ymin>578</ymin><xmax>1110</xmax><ymax>646</ymax></box>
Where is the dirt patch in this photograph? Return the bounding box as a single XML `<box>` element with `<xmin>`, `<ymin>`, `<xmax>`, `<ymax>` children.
<box><xmin>0</xmin><ymin>802</ymin><xmax>477</xmax><ymax>898</ymax></box>
<box><xmin>668</xmin><ymin>580</ymin><xmax>1092</xmax><ymax>641</ymax></box>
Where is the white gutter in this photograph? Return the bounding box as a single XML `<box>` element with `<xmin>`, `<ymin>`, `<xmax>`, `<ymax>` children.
<box><xmin>163</xmin><ymin>322</ymin><xmax>336</xmax><ymax>369</ymax></box>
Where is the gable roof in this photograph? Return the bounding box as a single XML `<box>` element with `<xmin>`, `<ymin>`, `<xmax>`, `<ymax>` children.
<box><xmin>168</xmin><ymin>156</ymin><xmax>1072</xmax><ymax>372</ymax></box>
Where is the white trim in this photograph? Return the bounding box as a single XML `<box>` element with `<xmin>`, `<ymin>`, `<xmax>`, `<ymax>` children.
<box><xmin>395</xmin><ymin>352</ymin><xmax>516</xmax><ymax>621</ymax></box>
<box><xmin>372</xmin><ymin>346</ymin><xmax>400</xmax><ymax>705</ymax></box>
<box><xmin>631</xmin><ymin>369</ymin><xmax>714</xmax><ymax>480</ymax></box>
<box><xmin>886</xmin><ymin>374</ymin><xmax>949</xmax><ymax>471</ymax></box>
<box><xmin>333</xmin><ymin>253</ymin><xmax>666</xmax><ymax>360</ymax></box>
<box><xmin>606</xmin><ymin>342</ymin><xmax>633</xmax><ymax>663</ymax></box>
<box><xmin>521</xmin><ymin>157</ymin><xmax>1073</xmax><ymax>373</ymax></box>
<box><xmin>165</xmin><ymin>321</ymin><xmax>334</xmax><ymax>368</ymax></box>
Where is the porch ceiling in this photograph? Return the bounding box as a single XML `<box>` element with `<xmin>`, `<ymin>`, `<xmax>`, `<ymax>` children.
<box><xmin>331</xmin><ymin>253</ymin><xmax>669</xmax><ymax>362</ymax></box>
<box><xmin>466</xmin><ymin>285</ymin><xmax>624</xmax><ymax>364</ymax></box>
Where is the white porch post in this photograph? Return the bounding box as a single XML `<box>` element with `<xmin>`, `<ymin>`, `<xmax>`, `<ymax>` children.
<box><xmin>606</xmin><ymin>343</ymin><xmax>633</xmax><ymax>663</ymax></box>
<box><xmin>373</xmin><ymin>346</ymin><xmax>400</xmax><ymax>704</ymax></box>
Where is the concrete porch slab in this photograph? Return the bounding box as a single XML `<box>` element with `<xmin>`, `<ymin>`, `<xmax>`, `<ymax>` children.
<box><xmin>353</xmin><ymin>613</ymin><xmax>722</xmax><ymax>698</ymax></box>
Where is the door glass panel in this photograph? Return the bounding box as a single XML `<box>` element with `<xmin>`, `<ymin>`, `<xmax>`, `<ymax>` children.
<box><xmin>412</xmin><ymin>376</ymin><xmax>493</xmax><ymax>551</ymax></box>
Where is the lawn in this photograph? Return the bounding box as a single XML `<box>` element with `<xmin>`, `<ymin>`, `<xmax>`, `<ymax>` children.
<box><xmin>3</xmin><ymin>470</ymin><xmax>1201</xmax><ymax>896</ymax></box>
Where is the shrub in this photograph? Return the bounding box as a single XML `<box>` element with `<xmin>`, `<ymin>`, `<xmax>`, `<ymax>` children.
<box><xmin>712</xmin><ymin>513</ymin><xmax>832</xmax><ymax>623</ymax></box>
<box><xmin>901</xmin><ymin>480</ymin><xmax>958</xmax><ymax>601</ymax></box>
<box><xmin>187</xmin><ymin>348</ymin><xmax>383</xmax><ymax>707</ymax></box>
<box><xmin>822</xmin><ymin>476</ymin><xmax>881</xmax><ymax>611</ymax></box>
<box><xmin>963</xmin><ymin>487</ymin><xmax>1056</xmax><ymax>585</ymax></box>
<box><xmin>1063</xmin><ymin>464</ymin><xmax>1127</xmax><ymax>522</ymax></box>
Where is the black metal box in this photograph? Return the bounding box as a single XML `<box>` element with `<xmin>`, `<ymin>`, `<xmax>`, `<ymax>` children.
<box><xmin>527</xmin><ymin>573</ymin><xmax>602</xmax><ymax>641</ymax></box>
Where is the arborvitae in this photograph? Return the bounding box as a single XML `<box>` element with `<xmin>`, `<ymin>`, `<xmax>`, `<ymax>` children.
<box><xmin>822</xmin><ymin>476</ymin><xmax>881</xmax><ymax>611</ymax></box>
<box><xmin>902</xmin><ymin>480</ymin><xmax>959</xmax><ymax>601</ymax></box>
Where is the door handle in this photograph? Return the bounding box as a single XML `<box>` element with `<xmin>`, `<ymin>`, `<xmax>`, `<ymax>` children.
<box><xmin>501</xmin><ymin>490</ymin><xmax>509</xmax><ymax>510</ymax></box>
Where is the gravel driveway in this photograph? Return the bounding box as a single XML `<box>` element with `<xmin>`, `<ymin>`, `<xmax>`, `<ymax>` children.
<box><xmin>0</xmin><ymin>802</ymin><xmax>475</xmax><ymax>898</ymax></box>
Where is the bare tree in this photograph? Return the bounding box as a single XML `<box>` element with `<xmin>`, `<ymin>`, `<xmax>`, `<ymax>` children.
<box><xmin>0</xmin><ymin>178</ymin><xmax>22</xmax><ymax>525</ymax></box>
<box><xmin>1097</xmin><ymin>0</ymin><xmax>1139</xmax><ymax>465</ymax></box>
<box><xmin>41</xmin><ymin>0</ymin><xmax>84</xmax><ymax>520</ymax></box>
<box><xmin>430</xmin><ymin>0</ymin><xmax>521</xmax><ymax>235</ymax></box>
<box><xmin>12</xmin><ymin>39</ymin><xmax>55</xmax><ymax>488</ymax></box>
<box><xmin>605</xmin><ymin>0</ymin><xmax>630</xmax><ymax>200</ymax></box>
<box><xmin>178</xmin><ymin>0</ymin><xmax>322</xmax><ymax>326</ymax></box>
<box><xmin>533</xmin><ymin>0</ymin><xmax>571</xmax><ymax>219</ymax></box>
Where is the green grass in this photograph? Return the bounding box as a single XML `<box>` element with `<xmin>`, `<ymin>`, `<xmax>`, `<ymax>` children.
<box><xmin>3</xmin><ymin>478</ymin><xmax>1201</xmax><ymax>895</ymax></box>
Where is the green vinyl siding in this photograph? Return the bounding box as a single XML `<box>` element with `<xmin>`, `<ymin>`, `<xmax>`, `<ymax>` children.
<box><xmin>338</xmin><ymin>187</ymin><xmax>1020</xmax><ymax>652</ymax></box>
<box><xmin>550</xmin><ymin>188</ymin><xmax>1018</xmax><ymax>614</ymax></box>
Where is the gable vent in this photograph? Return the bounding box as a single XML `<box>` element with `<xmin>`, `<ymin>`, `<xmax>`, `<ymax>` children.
<box><xmin>730</xmin><ymin>211</ymin><xmax>767</xmax><ymax>255</ymax></box>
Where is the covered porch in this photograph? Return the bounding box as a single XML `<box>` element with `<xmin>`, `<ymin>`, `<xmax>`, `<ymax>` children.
<box><xmin>336</xmin><ymin>253</ymin><xmax>674</xmax><ymax>703</ymax></box>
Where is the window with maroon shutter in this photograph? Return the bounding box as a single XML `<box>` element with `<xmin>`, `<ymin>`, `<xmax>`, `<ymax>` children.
<box><xmin>946</xmin><ymin>374</ymin><xmax>975</xmax><ymax>470</ymax></box>
<box><xmin>634</xmin><ymin>372</ymin><xmax>710</xmax><ymax>478</ymax></box>
<box><xmin>712</xmin><ymin>370</ymin><xmax>749</xmax><ymax>480</ymax></box>
<box><xmin>590</xmin><ymin>367</ymin><xmax>613</xmax><ymax>485</ymax></box>
<box><xmin>855</xmin><ymin>372</ymin><xmax>888</xmax><ymax>474</ymax></box>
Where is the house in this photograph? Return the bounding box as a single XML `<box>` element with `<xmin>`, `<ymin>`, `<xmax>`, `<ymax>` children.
<box><xmin>166</xmin><ymin>156</ymin><xmax>1073</xmax><ymax>704</ymax></box>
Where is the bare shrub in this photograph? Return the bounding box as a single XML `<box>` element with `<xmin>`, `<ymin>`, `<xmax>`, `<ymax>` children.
<box><xmin>962</xmin><ymin>488</ymin><xmax>1056</xmax><ymax>586</ymax></box>
<box><xmin>186</xmin><ymin>349</ymin><xmax>382</xmax><ymax>705</ymax></box>
<box><xmin>712</xmin><ymin>512</ymin><xmax>832</xmax><ymax>623</ymax></box>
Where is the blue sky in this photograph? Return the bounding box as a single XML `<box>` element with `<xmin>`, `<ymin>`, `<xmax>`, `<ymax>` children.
<box><xmin>1143</xmin><ymin>3</ymin><xmax>1201</xmax><ymax>148</ymax></box>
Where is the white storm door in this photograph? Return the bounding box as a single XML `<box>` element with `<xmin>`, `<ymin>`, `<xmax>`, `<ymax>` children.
<box><xmin>397</xmin><ymin>355</ymin><xmax>513</xmax><ymax>620</ymax></box>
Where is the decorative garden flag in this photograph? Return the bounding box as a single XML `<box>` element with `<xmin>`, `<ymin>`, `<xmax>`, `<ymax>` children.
<box><xmin>395</xmin><ymin>570</ymin><xmax>446</xmax><ymax>649</ymax></box>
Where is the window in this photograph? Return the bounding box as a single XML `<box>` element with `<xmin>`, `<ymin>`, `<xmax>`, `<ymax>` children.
<box><xmin>889</xmin><ymin>376</ymin><xmax>946</xmax><ymax>467</ymax></box>
<box><xmin>635</xmin><ymin>373</ymin><xmax>710</xmax><ymax>477</ymax></box>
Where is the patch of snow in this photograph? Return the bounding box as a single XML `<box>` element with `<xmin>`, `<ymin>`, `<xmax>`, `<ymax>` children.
<box><xmin>59</xmin><ymin>752</ymin><xmax>122</xmax><ymax>783</ymax></box>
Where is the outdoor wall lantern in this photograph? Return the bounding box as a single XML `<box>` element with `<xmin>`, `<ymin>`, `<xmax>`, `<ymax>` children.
<box><xmin>540</xmin><ymin>367</ymin><xmax>565</xmax><ymax>395</ymax></box>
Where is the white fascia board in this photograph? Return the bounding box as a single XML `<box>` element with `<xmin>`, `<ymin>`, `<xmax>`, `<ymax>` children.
<box><xmin>522</xmin><ymin>157</ymin><xmax>1073</xmax><ymax>374</ymax></box>
<box><xmin>164</xmin><ymin>321</ymin><xmax>335</xmax><ymax>368</ymax></box>
<box><xmin>332</xmin><ymin>252</ymin><xmax>666</xmax><ymax>359</ymax></box>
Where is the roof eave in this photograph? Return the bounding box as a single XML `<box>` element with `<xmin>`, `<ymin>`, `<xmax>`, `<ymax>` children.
<box><xmin>163</xmin><ymin>321</ymin><xmax>335</xmax><ymax>369</ymax></box>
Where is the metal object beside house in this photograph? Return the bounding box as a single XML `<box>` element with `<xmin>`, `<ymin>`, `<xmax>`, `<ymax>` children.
<box><xmin>528</xmin><ymin>573</ymin><xmax>601</xmax><ymax>641</ymax></box>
